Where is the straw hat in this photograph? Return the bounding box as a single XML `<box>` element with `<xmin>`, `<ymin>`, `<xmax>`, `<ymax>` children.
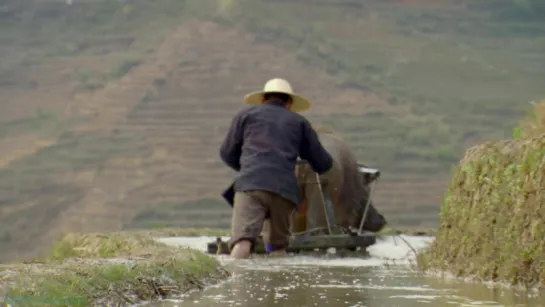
<box><xmin>243</xmin><ymin>78</ymin><xmax>311</xmax><ymax>113</ymax></box>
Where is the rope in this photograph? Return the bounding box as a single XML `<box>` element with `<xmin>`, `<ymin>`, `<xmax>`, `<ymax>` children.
<box><xmin>299</xmin><ymin>159</ymin><xmax>381</xmax><ymax>237</ymax></box>
<box><xmin>291</xmin><ymin>225</ymin><xmax>351</xmax><ymax>237</ymax></box>
<box><xmin>314</xmin><ymin>172</ymin><xmax>333</xmax><ymax>235</ymax></box>
<box><xmin>357</xmin><ymin>179</ymin><xmax>378</xmax><ymax>235</ymax></box>
<box><xmin>291</xmin><ymin>227</ymin><xmax>330</xmax><ymax>237</ymax></box>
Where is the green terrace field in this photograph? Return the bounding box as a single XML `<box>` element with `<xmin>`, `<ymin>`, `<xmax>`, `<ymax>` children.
<box><xmin>221</xmin><ymin>0</ymin><xmax>545</xmax><ymax>172</ymax></box>
<box><xmin>123</xmin><ymin>199</ymin><xmax>231</xmax><ymax>230</ymax></box>
<box><xmin>2</xmin><ymin>0</ymin><xmax>543</xmax><ymax>174</ymax></box>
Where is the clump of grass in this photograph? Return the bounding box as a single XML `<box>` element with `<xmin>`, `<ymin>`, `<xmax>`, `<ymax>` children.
<box><xmin>46</xmin><ymin>232</ymin><xmax>164</xmax><ymax>261</ymax></box>
<box><xmin>0</xmin><ymin>109</ymin><xmax>60</xmax><ymax>138</ymax></box>
<box><xmin>141</xmin><ymin>227</ymin><xmax>231</xmax><ymax>237</ymax></box>
<box><xmin>46</xmin><ymin>229</ymin><xmax>230</xmax><ymax>261</ymax></box>
<box><xmin>5</xmin><ymin>248</ymin><xmax>229</xmax><ymax>306</ymax></box>
<box><xmin>517</xmin><ymin>100</ymin><xmax>545</xmax><ymax>138</ymax></box>
<box><xmin>75</xmin><ymin>69</ymin><xmax>105</xmax><ymax>91</ymax></box>
<box><xmin>2</xmin><ymin>232</ymin><xmax>231</xmax><ymax>306</ymax></box>
<box><xmin>417</xmin><ymin>133</ymin><xmax>545</xmax><ymax>287</ymax></box>
<box><xmin>110</xmin><ymin>58</ymin><xmax>141</xmax><ymax>79</ymax></box>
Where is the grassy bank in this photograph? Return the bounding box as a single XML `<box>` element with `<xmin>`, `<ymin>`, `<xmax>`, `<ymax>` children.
<box><xmin>0</xmin><ymin>231</ymin><xmax>230</xmax><ymax>306</ymax></box>
<box><xmin>417</xmin><ymin>101</ymin><xmax>545</xmax><ymax>287</ymax></box>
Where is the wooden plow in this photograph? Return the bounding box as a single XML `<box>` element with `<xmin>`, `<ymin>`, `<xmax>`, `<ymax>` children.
<box><xmin>207</xmin><ymin>160</ymin><xmax>382</xmax><ymax>255</ymax></box>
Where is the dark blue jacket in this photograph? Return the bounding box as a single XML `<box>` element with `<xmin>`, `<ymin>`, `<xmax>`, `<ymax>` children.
<box><xmin>220</xmin><ymin>101</ymin><xmax>333</xmax><ymax>206</ymax></box>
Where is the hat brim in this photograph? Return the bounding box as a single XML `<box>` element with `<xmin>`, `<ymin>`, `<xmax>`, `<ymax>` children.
<box><xmin>243</xmin><ymin>91</ymin><xmax>311</xmax><ymax>113</ymax></box>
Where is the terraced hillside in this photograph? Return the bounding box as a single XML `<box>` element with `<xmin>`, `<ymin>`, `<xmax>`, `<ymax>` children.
<box><xmin>114</xmin><ymin>20</ymin><xmax>446</xmax><ymax>228</ymax></box>
<box><xmin>0</xmin><ymin>0</ymin><xmax>544</xmax><ymax>261</ymax></box>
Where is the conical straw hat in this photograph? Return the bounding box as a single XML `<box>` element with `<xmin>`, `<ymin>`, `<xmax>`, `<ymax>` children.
<box><xmin>243</xmin><ymin>78</ymin><xmax>311</xmax><ymax>113</ymax></box>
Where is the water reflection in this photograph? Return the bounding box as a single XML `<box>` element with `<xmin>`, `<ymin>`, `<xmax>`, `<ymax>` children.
<box><xmin>178</xmin><ymin>265</ymin><xmax>372</xmax><ymax>307</ymax></box>
<box><xmin>173</xmin><ymin>265</ymin><xmax>543</xmax><ymax>307</ymax></box>
<box><xmin>150</xmin><ymin>236</ymin><xmax>544</xmax><ymax>307</ymax></box>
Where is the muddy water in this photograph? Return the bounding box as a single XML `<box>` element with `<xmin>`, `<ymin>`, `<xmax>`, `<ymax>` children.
<box><xmin>153</xmin><ymin>236</ymin><xmax>544</xmax><ymax>307</ymax></box>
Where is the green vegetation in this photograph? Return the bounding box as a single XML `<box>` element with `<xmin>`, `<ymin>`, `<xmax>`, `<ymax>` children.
<box><xmin>141</xmin><ymin>228</ymin><xmax>231</xmax><ymax>237</ymax></box>
<box><xmin>418</xmin><ymin>101</ymin><xmax>545</xmax><ymax>287</ymax></box>
<box><xmin>2</xmin><ymin>0</ymin><xmax>543</xmax><ymax>176</ymax></box>
<box><xmin>74</xmin><ymin>55</ymin><xmax>141</xmax><ymax>91</ymax></box>
<box><xmin>0</xmin><ymin>131</ymin><xmax>144</xmax><ymax>258</ymax></box>
<box><xmin>216</xmin><ymin>0</ymin><xmax>545</xmax><ymax>175</ymax></box>
<box><xmin>1</xmin><ymin>232</ymin><xmax>230</xmax><ymax>306</ymax></box>
<box><xmin>46</xmin><ymin>232</ymin><xmax>164</xmax><ymax>260</ymax></box>
<box><xmin>0</xmin><ymin>0</ymin><xmax>186</xmax><ymax>63</ymax></box>
<box><xmin>110</xmin><ymin>57</ymin><xmax>142</xmax><ymax>79</ymax></box>
<box><xmin>0</xmin><ymin>109</ymin><xmax>67</xmax><ymax>138</ymax></box>
<box><xmin>75</xmin><ymin>69</ymin><xmax>105</xmax><ymax>91</ymax></box>
<box><xmin>516</xmin><ymin>100</ymin><xmax>545</xmax><ymax>139</ymax></box>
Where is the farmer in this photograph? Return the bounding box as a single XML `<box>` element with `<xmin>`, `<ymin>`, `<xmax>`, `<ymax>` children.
<box><xmin>219</xmin><ymin>78</ymin><xmax>333</xmax><ymax>259</ymax></box>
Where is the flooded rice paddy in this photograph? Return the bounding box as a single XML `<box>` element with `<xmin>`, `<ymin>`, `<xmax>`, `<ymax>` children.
<box><xmin>151</xmin><ymin>236</ymin><xmax>544</xmax><ymax>307</ymax></box>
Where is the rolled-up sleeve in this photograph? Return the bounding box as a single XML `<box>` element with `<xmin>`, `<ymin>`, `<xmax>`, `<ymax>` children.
<box><xmin>299</xmin><ymin>120</ymin><xmax>333</xmax><ymax>174</ymax></box>
<box><xmin>220</xmin><ymin>112</ymin><xmax>244</xmax><ymax>171</ymax></box>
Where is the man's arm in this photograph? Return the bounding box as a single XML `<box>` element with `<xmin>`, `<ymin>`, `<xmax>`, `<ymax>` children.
<box><xmin>299</xmin><ymin>119</ymin><xmax>333</xmax><ymax>174</ymax></box>
<box><xmin>219</xmin><ymin>112</ymin><xmax>244</xmax><ymax>171</ymax></box>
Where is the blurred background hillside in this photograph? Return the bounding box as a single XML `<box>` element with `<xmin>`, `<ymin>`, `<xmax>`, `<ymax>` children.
<box><xmin>0</xmin><ymin>0</ymin><xmax>543</xmax><ymax>262</ymax></box>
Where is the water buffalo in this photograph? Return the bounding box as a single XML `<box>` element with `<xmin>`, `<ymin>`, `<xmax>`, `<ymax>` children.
<box><xmin>261</xmin><ymin>125</ymin><xmax>387</xmax><ymax>238</ymax></box>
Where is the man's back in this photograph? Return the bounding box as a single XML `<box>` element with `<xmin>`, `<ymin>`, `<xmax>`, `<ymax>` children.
<box><xmin>220</xmin><ymin>78</ymin><xmax>333</xmax><ymax>259</ymax></box>
<box><xmin>239</xmin><ymin>103</ymin><xmax>302</xmax><ymax>202</ymax></box>
<box><xmin>220</xmin><ymin>101</ymin><xmax>332</xmax><ymax>206</ymax></box>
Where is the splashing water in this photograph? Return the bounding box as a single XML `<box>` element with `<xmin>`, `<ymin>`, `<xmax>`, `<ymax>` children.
<box><xmin>151</xmin><ymin>236</ymin><xmax>543</xmax><ymax>307</ymax></box>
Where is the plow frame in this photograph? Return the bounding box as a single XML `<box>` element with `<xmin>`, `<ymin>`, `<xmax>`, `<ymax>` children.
<box><xmin>207</xmin><ymin>160</ymin><xmax>381</xmax><ymax>255</ymax></box>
